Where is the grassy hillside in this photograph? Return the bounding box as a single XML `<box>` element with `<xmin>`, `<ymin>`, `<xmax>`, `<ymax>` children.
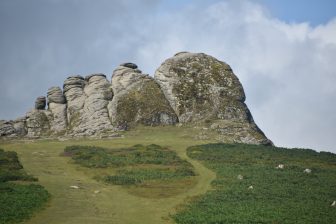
<box><xmin>174</xmin><ymin>143</ymin><xmax>336</xmax><ymax>223</ymax></box>
<box><xmin>0</xmin><ymin>149</ymin><xmax>50</xmax><ymax>224</ymax></box>
<box><xmin>62</xmin><ymin>144</ymin><xmax>196</xmax><ymax>197</ymax></box>
<box><xmin>0</xmin><ymin>126</ymin><xmax>335</xmax><ymax>224</ymax></box>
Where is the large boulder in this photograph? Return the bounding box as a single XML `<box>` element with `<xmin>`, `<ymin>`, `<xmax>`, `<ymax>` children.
<box><xmin>47</xmin><ymin>86</ymin><xmax>66</xmax><ymax>104</ymax></box>
<box><xmin>26</xmin><ymin>110</ymin><xmax>50</xmax><ymax>137</ymax></box>
<box><xmin>109</xmin><ymin>64</ymin><xmax>177</xmax><ymax>129</ymax></box>
<box><xmin>0</xmin><ymin>120</ymin><xmax>16</xmax><ymax>136</ymax></box>
<box><xmin>35</xmin><ymin>96</ymin><xmax>46</xmax><ymax>110</ymax></box>
<box><xmin>154</xmin><ymin>52</ymin><xmax>271</xmax><ymax>145</ymax></box>
<box><xmin>69</xmin><ymin>74</ymin><xmax>114</xmax><ymax>136</ymax></box>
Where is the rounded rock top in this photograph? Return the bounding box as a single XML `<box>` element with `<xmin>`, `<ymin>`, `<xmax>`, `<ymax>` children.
<box><xmin>120</xmin><ymin>63</ymin><xmax>138</xmax><ymax>69</ymax></box>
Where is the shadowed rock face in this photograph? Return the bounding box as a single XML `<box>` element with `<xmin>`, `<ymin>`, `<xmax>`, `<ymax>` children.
<box><xmin>0</xmin><ymin>52</ymin><xmax>272</xmax><ymax>145</ymax></box>
<box><xmin>35</xmin><ymin>96</ymin><xmax>46</xmax><ymax>110</ymax></box>
<box><xmin>109</xmin><ymin>64</ymin><xmax>178</xmax><ymax>129</ymax></box>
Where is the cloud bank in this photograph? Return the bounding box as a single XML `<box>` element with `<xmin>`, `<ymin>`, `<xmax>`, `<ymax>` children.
<box><xmin>0</xmin><ymin>0</ymin><xmax>335</xmax><ymax>152</ymax></box>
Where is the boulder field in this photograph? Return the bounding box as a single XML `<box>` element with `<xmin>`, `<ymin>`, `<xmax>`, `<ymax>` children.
<box><xmin>0</xmin><ymin>52</ymin><xmax>272</xmax><ymax>145</ymax></box>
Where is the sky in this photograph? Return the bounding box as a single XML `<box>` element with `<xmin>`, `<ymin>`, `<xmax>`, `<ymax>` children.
<box><xmin>0</xmin><ymin>0</ymin><xmax>335</xmax><ymax>152</ymax></box>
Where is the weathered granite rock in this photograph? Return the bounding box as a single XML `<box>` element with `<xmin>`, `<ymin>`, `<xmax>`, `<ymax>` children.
<box><xmin>0</xmin><ymin>52</ymin><xmax>272</xmax><ymax>145</ymax></box>
<box><xmin>0</xmin><ymin>120</ymin><xmax>16</xmax><ymax>136</ymax></box>
<box><xmin>69</xmin><ymin>74</ymin><xmax>114</xmax><ymax>136</ymax></box>
<box><xmin>46</xmin><ymin>86</ymin><xmax>67</xmax><ymax>133</ymax></box>
<box><xmin>12</xmin><ymin>117</ymin><xmax>27</xmax><ymax>136</ymax></box>
<box><xmin>63</xmin><ymin>76</ymin><xmax>86</xmax><ymax>125</ymax></box>
<box><xmin>109</xmin><ymin>64</ymin><xmax>177</xmax><ymax>129</ymax></box>
<box><xmin>47</xmin><ymin>86</ymin><xmax>66</xmax><ymax>104</ymax></box>
<box><xmin>154</xmin><ymin>52</ymin><xmax>271</xmax><ymax>145</ymax></box>
<box><xmin>26</xmin><ymin>110</ymin><xmax>50</xmax><ymax>137</ymax></box>
<box><xmin>48</xmin><ymin>103</ymin><xmax>67</xmax><ymax>133</ymax></box>
<box><xmin>35</xmin><ymin>96</ymin><xmax>46</xmax><ymax>110</ymax></box>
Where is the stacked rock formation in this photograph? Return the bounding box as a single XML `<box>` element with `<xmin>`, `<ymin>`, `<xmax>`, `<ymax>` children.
<box><xmin>47</xmin><ymin>87</ymin><xmax>67</xmax><ymax>133</ymax></box>
<box><xmin>0</xmin><ymin>52</ymin><xmax>272</xmax><ymax>145</ymax></box>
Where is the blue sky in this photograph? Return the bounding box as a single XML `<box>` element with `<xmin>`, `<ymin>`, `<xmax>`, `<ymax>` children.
<box><xmin>0</xmin><ymin>0</ymin><xmax>335</xmax><ymax>152</ymax></box>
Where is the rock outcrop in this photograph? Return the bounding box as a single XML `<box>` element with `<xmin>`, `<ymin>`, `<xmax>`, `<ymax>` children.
<box><xmin>109</xmin><ymin>64</ymin><xmax>177</xmax><ymax>129</ymax></box>
<box><xmin>154</xmin><ymin>52</ymin><xmax>271</xmax><ymax>145</ymax></box>
<box><xmin>63</xmin><ymin>75</ymin><xmax>86</xmax><ymax>125</ymax></box>
<box><xmin>0</xmin><ymin>52</ymin><xmax>272</xmax><ymax>145</ymax></box>
<box><xmin>69</xmin><ymin>74</ymin><xmax>114</xmax><ymax>136</ymax></box>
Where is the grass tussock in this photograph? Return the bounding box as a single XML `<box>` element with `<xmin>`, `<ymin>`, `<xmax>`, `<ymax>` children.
<box><xmin>0</xmin><ymin>149</ymin><xmax>50</xmax><ymax>224</ymax></box>
<box><xmin>62</xmin><ymin>144</ymin><xmax>196</xmax><ymax>196</ymax></box>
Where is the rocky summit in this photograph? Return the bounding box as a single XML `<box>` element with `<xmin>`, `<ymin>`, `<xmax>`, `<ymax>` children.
<box><xmin>0</xmin><ymin>52</ymin><xmax>272</xmax><ymax>145</ymax></box>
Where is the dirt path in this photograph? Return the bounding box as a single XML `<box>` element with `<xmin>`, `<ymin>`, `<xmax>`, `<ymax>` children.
<box><xmin>1</xmin><ymin>128</ymin><xmax>216</xmax><ymax>224</ymax></box>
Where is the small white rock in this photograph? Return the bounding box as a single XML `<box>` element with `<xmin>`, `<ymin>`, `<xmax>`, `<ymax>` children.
<box><xmin>248</xmin><ymin>185</ymin><xmax>253</xmax><ymax>190</ymax></box>
<box><xmin>70</xmin><ymin>185</ymin><xmax>80</xmax><ymax>189</ymax></box>
<box><xmin>276</xmin><ymin>164</ymin><xmax>284</xmax><ymax>169</ymax></box>
<box><xmin>303</xmin><ymin>168</ymin><xmax>312</xmax><ymax>174</ymax></box>
<box><xmin>331</xmin><ymin>201</ymin><xmax>336</xmax><ymax>207</ymax></box>
<box><xmin>94</xmin><ymin>190</ymin><xmax>100</xmax><ymax>194</ymax></box>
<box><xmin>237</xmin><ymin>175</ymin><xmax>243</xmax><ymax>180</ymax></box>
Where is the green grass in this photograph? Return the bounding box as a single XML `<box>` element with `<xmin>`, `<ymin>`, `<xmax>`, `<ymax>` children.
<box><xmin>62</xmin><ymin>144</ymin><xmax>195</xmax><ymax>186</ymax></box>
<box><xmin>173</xmin><ymin>143</ymin><xmax>336</xmax><ymax>224</ymax></box>
<box><xmin>0</xmin><ymin>149</ymin><xmax>50</xmax><ymax>224</ymax></box>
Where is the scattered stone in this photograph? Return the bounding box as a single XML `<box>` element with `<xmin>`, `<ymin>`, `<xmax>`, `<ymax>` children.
<box><xmin>331</xmin><ymin>201</ymin><xmax>336</xmax><ymax>207</ymax></box>
<box><xmin>276</xmin><ymin>164</ymin><xmax>285</xmax><ymax>169</ymax></box>
<box><xmin>237</xmin><ymin>174</ymin><xmax>243</xmax><ymax>180</ymax></box>
<box><xmin>35</xmin><ymin>96</ymin><xmax>46</xmax><ymax>110</ymax></box>
<box><xmin>94</xmin><ymin>190</ymin><xmax>100</xmax><ymax>194</ymax></box>
<box><xmin>248</xmin><ymin>185</ymin><xmax>253</xmax><ymax>190</ymax></box>
<box><xmin>70</xmin><ymin>185</ymin><xmax>80</xmax><ymax>189</ymax></box>
<box><xmin>303</xmin><ymin>168</ymin><xmax>312</xmax><ymax>174</ymax></box>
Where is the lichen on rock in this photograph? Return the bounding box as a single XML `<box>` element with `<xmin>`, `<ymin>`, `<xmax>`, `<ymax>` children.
<box><xmin>154</xmin><ymin>52</ymin><xmax>271</xmax><ymax>145</ymax></box>
<box><xmin>110</xmin><ymin>63</ymin><xmax>177</xmax><ymax>129</ymax></box>
<box><xmin>0</xmin><ymin>52</ymin><xmax>272</xmax><ymax>145</ymax></box>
